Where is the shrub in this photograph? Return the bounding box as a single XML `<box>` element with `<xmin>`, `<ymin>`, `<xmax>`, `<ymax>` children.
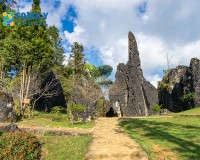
<box><xmin>67</xmin><ymin>104</ymin><xmax>87</xmax><ymax>121</ymax></box>
<box><xmin>152</xmin><ymin>104</ymin><xmax>162</xmax><ymax>112</ymax></box>
<box><xmin>50</xmin><ymin>106</ymin><xmax>67</xmax><ymax>122</ymax></box>
<box><xmin>158</xmin><ymin>81</ymin><xmax>172</xmax><ymax>92</ymax></box>
<box><xmin>181</xmin><ymin>92</ymin><xmax>195</xmax><ymax>102</ymax></box>
<box><xmin>50</xmin><ymin>106</ymin><xmax>67</xmax><ymax>114</ymax></box>
<box><xmin>0</xmin><ymin>131</ymin><xmax>41</xmax><ymax>160</ymax></box>
<box><xmin>172</xmin><ymin>78</ymin><xmax>177</xmax><ymax>84</ymax></box>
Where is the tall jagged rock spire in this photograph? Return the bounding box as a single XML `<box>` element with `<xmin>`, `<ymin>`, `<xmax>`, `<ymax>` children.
<box><xmin>128</xmin><ymin>31</ymin><xmax>140</xmax><ymax>65</ymax></box>
<box><xmin>109</xmin><ymin>31</ymin><xmax>158</xmax><ymax>117</ymax></box>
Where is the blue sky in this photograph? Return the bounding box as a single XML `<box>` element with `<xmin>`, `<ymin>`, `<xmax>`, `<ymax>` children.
<box><xmin>16</xmin><ymin>0</ymin><xmax>200</xmax><ymax>87</ymax></box>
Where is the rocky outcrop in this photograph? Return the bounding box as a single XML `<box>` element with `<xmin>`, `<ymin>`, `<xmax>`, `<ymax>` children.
<box><xmin>158</xmin><ymin>58</ymin><xmax>200</xmax><ymax>112</ymax></box>
<box><xmin>34</xmin><ymin>71</ymin><xmax>66</xmax><ymax>111</ymax></box>
<box><xmin>0</xmin><ymin>123</ymin><xmax>20</xmax><ymax>132</ymax></box>
<box><xmin>0</xmin><ymin>92</ymin><xmax>16</xmax><ymax>122</ymax></box>
<box><xmin>109</xmin><ymin>31</ymin><xmax>158</xmax><ymax>117</ymax></box>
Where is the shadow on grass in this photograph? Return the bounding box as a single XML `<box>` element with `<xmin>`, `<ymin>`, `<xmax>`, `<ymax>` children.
<box><xmin>120</xmin><ymin>119</ymin><xmax>200</xmax><ymax>160</ymax></box>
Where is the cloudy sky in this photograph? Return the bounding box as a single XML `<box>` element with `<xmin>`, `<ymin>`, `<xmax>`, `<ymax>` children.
<box><xmin>16</xmin><ymin>0</ymin><xmax>200</xmax><ymax>87</ymax></box>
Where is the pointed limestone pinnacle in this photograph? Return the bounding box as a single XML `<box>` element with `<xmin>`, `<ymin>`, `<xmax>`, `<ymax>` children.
<box><xmin>128</xmin><ymin>31</ymin><xmax>140</xmax><ymax>66</ymax></box>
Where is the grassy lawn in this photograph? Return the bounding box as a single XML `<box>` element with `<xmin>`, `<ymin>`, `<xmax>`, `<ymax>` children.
<box><xmin>37</xmin><ymin>134</ymin><xmax>91</xmax><ymax>160</ymax></box>
<box><xmin>172</xmin><ymin>107</ymin><xmax>200</xmax><ymax>115</ymax></box>
<box><xmin>18</xmin><ymin>112</ymin><xmax>95</xmax><ymax>128</ymax></box>
<box><xmin>120</xmin><ymin>117</ymin><xmax>200</xmax><ymax>160</ymax></box>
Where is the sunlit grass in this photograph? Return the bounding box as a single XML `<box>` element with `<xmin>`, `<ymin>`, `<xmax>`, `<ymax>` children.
<box><xmin>37</xmin><ymin>134</ymin><xmax>91</xmax><ymax>160</ymax></box>
<box><xmin>18</xmin><ymin>112</ymin><xmax>95</xmax><ymax>128</ymax></box>
<box><xmin>120</xmin><ymin>117</ymin><xmax>200</xmax><ymax>160</ymax></box>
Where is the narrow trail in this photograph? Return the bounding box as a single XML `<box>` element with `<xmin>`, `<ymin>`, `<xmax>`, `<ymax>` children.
<box><xmin>85</xmin><ymin>118</ymin><xmax>148</xmax><ymax>160</ymax></box>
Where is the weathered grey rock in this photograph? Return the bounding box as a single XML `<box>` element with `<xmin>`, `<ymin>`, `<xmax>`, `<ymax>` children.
<box><xmin>190</xmin><ymin>58</ymin><xmax>200</xmax><ymax>107</ymax></box>
<box><xmin>109</xmin><ymin>31</ymin><xmax>158</xmax><ymax>117</ymax></box>
<box><xmin>0</xmin><ymin>92</ymin><xmax>16</xmax><ymax>122</ymax></box>
<box><xmin>0</xmin><ymin>123</ymin><xmax>20</xmax><ymax>132</ymax></box>
<box><xmin>34</xmin><ymin>71</ymin><xmax>66</xmax><ymax>112</ymax></box>
<box><xmin>158</xmin><ymin>58</ymin><xmax>200</xmax><ymax>112</ymax></box>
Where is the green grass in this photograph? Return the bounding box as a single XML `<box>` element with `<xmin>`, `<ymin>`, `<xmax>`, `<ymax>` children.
<box><xmin>172</xmin><ymin>107</ymin><xmax>200</xmax><ymax>115</ymax></box>
<box><xmin>120</xmin><ymin>117</ymin><xmax>200</xmax><ymax>160</ymax></box>
<box><xmin>18</xmin><ymin>112</ymin><xmax>95</xmax><ymax>128</ymax></box>
<box><xmin>37</xmin><ymin>134</ymin><xmax>91</xmax><ymax>160</ymax></box>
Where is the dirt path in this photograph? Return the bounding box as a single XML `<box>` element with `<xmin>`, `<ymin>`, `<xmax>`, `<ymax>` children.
<box><xmin>85</xmin><ymin>118</ymin><xmax>148</xmax><ymax>160</ymax></box>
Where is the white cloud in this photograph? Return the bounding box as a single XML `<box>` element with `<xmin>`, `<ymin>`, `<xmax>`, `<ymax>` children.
<box><xmin>63</xmin><ymin>54</ymin><xmax>70</xmax><ymax>66</ymax></box>
<box><xmin>17</xmin><ymin>0</ymin><xmax>200</xmax><ymax>86</ymax></box>
<box><xmin>60</xmin><ymin>0</ymin><xmax>200</xmax><ymax>87</ymax></box>
<box><xmin>146</xmin><ymin>74</ymin><xmax>162</xmax><ymax>88</ymax></box>
<box><xmin>64</xmin><ymin>25</ymin><xmax>88</xmax><ymax>45</ymax></box>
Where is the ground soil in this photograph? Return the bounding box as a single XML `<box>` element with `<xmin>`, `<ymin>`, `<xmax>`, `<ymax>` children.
<box><xmin>85</xmin><ymin>118</ymin><xmax>148</xmax><ymax>160</ymax></box>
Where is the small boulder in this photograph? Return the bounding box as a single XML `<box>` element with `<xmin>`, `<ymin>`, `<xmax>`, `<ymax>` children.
<box><xmin>0</xmin><ymin>123</ymin><xmax>20</xmax><ymax>132</ymax></box>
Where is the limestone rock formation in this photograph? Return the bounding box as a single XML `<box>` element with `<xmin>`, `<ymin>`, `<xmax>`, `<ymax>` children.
<box><xmin>34</xmin><ymin>71</ymin><xmax>66</xmax><ymax>111</ymax></box>
<box><xmin>0</xmin><ymin>92</ymin><xmax>16</xmax><ymax>122</ymax></box>
<box><xmin>109</xmin><ymin>31</ymin><xmax>158</xmax><ymax>116</ymax></box>
<box><xmin>158</xmin><ymin>58</ymin><xmax>200</xmax><ymax>112</ymax></box>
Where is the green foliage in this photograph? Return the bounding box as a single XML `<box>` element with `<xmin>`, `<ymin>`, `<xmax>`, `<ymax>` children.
<box><xmin>90</xmin><ymin>65</ymin><xmax>113</xmax><ymax>78</ymax></box>
<box><xmin>87</xmin><ymin>63</ymin><xmax>113</xmax><ymax>88</ymax></box>
<box><xmin>50</xmin><ymin>106</ymin><xmax>67</xmax><ymax>122</ymax></box>
<box><xmin>172</xmin><ymin>78</ymin><xmax>177</xmax><ymax>84</ymax></box>
<box><xmin>85</xmin><ymin>63</ymin><xmax>95</xmax><ymax>71</ymax></box>
<box><xmin>96</xmin><ymin>98</ymin><xmax>104</xmax><ymax>117</ymax></box>
<box><xmin>67</xmin><ymin>104</ymin><xmax>87</xmax><ymax>121</ymax></box>
<box><xmin>68</xmin><ymin>104</ymin><xmax>87</xmax><ymax>113</ymax></box>
<box><xmin>152</xmin><ymin>104</ymin><xmax>162</xmax><ymax>112</ymax></box>
<box><xmin>69</xmin><ymin>42</ymin><xmax>86</xmax><ymax>76</ymax></box>
<box><xmin>18</xmin><ymin>112</ymin><xmax>95</xmax><ymax>128</ymax></box>
<box><xmin>181</xmin><ymin>92</ymin><xmax>195</xmax><ymax>102</ymax></box>
<box><xmin>158</xmin><ymin>81</ymin><xmax>172</xmax><ymax>92</ymax></box>
<box><xmin>48</xmin><ymin>26</ymin><xmax>64</xmax><ymax>66</ymax></box>
<box><xmin>0</xmin><ymin>131</ymin><xmax>41</xmax><ymax>160</ymax></box>
<box><xmin>50</xmin><ymin>106</ymin><xmax>67</xmax><ymax>114</ymax></box>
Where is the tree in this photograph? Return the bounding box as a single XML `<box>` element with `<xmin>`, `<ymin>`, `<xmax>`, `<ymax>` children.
<box><xmin>86</xmin><ymin>64</ymin><xmax>113</xmax><ymax>88</ymax></box>
<box><xmin>48</xmin><ymin>26</ymin><xmax>64</xmax><ymax>66</ymax></box>
<box><xmin>1</xmin><ymin>0</ymin><xmax>54</xmax><ymax>117</ymax></box>
<box><xmin>69</xmin><ymin>42</ymin><xmax>86</xmax><ymax>77</ymax></box>
<box><xmin>0</xmin><ymin>0</ymin><xmax>16</xmax><ymax>79</ymax></box>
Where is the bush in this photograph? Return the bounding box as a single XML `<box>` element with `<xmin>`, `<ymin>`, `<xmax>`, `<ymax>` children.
<box><xmin>152</xmin><ymin>104</ymin><xmax>162</xmax><ymax>112</ymax></box>
<box><xmin>158</xmin><ymin>81</ymin><xmax>172</xmax><ymax>92</ymax></box>
<box><xmin>181</xmin><ymin>92</ymin><xmax>195</xmax><ymax>102</ymax></box>
<box><xmin>50</xmin><ymin>106</ymin><xmax>67</xmax><ymax>114</ymax></box>
<box><xmin>0</xmin><ymin>131</ymin><xmax>41</xmax><ymax>160</ymax></box>
<box><xmin>67</xmin><ymin>104</ymin><xmax>87</xmax><ymax>121</ymax></box>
